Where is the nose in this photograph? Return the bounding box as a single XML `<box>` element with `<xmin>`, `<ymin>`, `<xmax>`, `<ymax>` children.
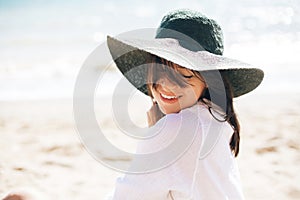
<box><xmin>157</xmin><ymin>77</ymin><xmax>179</xmax><ymax>90</ymax></box>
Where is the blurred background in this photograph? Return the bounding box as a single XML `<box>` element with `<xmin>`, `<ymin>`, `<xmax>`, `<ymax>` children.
<box><xmin>0</xmin><ymin>0</ymin><xmax>299</xmax><ymax>199</ymax></box>
<box><xmin>1</xmin><ymin>0</ymin><xmax>300</xmax><ymax>100</ymax></box>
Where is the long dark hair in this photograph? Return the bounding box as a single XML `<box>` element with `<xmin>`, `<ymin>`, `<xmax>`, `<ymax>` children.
<box><xmin>199</xmin><ymin>75</ymin><xmax>240</xmax><ymax>157</ymax></box>
<box><xmin>146</xmin><ymin>56</ymin><xmax>241</xmax><ymax>157</ymax></box>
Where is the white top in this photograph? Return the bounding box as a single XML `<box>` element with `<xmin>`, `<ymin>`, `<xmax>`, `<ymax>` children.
<box><xmin>107</xmin><ymin>103</ymin><xmax>245</xmax><ymax>200</ymax></box>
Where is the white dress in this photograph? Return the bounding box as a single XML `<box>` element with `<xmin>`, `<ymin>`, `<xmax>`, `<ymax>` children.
<box><xmin>107</xmin><ymin>103</ymin><xmax>245</xmax><ymax>200</ymax></box>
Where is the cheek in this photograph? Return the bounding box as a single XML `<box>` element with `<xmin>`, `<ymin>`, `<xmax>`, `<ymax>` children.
<box><xmin>194</xmin><ymin>87</ymin><xmax>203</xmax><ymax>99</ymax></box>
<box><xmin>184</xmin><ymin>87</ymin><xmax>201</xmax><ymax>100</ymax></box>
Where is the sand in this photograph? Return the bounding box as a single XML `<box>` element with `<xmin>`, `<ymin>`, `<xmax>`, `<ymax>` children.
<box><xmin>0</xmin><ymin>93</ymin><xmax>299</xmax><ymax>199</ymax></box>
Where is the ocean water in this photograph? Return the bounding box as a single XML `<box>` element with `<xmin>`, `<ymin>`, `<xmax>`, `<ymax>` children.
<box><xmin>0</xmin><ymin>0</ymin><xmax>300</xmax><ymax>101</ymax></box>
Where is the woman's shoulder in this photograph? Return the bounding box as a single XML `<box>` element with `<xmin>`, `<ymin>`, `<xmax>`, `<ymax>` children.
<box><xmin>173</xmin><ymin>102</ymin><xmax>213</xmax><ymax>125</ymax></box>
<box><xmin>158</xmin><ymin>102</ymin><xmax>207</xmax><ymax>119</ymax></box>
<box><xmin>138</xmin><ymin>104</ymin><xmax>207</xmax><ymax>154</ymax></box>
<box><xmin>152</xmin><ymin>104</ymin><xmax>207</xmax><ymax>133</ymax></box>
<box><xmin>180</xmin><ymin>103</ymin><xmax>234</xmax><ymax>141</ymax></box>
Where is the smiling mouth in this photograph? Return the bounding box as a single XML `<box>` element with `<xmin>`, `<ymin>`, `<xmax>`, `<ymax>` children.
<box><xmin>159</xmin><ymin>93</ymin><xmax>181</xmax><ymax>104</ymax></box>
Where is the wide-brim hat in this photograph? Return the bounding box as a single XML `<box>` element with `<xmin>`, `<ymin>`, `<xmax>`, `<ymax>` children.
<box><xmin>107</xmin><ymin>9</ymin><xmax>264</xmax><ymax>98</ymax></box>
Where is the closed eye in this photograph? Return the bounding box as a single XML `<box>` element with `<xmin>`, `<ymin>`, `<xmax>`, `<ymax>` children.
<box><xmin>182</xmin><ymin>75</ymin><xmax>193</xmax><ymax>79</ymax></box>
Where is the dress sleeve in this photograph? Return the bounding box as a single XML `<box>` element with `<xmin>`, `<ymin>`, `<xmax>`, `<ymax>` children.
<box><xmin>110</xmin><ymin>109</ymin><xmax>204</xmax><ymax>200</ymax></box>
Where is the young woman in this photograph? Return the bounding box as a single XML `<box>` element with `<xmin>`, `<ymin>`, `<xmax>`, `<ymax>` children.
<box><xmin>106</xmin><ymin>9</ymin><xmax>264</xmax><ymax>199</ymax></box>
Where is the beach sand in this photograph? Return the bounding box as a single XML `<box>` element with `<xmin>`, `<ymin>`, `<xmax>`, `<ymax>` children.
<box><xmin>0</xmin><ymin>93</ymin><xmax>299</xmax><ymax>199</ymax></box>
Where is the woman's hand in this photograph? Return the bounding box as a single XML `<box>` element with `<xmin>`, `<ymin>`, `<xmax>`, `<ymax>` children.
<box><xmin>147</xmin><ymin>102</ymin><xmax>164</xmax><ymax>127</ymax></box>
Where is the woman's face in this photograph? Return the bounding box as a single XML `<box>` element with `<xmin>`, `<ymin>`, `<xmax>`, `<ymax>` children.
<box><xmin>150</xmin><ymin>67</ymin><xmax>206</xmax><ymax>114</ymax></box>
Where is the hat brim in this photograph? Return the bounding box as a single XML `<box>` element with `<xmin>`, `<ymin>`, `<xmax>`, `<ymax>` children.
<box><xmin>107</xmin><ymin>35</ymin><xmax>264</xmax><ymax>98</ymax></box>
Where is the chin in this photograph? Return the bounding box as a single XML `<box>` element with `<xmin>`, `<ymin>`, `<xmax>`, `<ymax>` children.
<box><xmin>160</xmin><ymin>106</ymin><xmax>180</xmax><ymax>115</ymax></box>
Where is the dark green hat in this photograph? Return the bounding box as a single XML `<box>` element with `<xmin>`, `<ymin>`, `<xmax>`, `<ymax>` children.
<box><xmin>156</xmin><ymin>9</ymin><xmax>224</xmax><ymax>55</ymax></box>
<box><xmin>107</xmin><ymin>9</ymin><xmax>264</xmax><ymax>98</ymax></box>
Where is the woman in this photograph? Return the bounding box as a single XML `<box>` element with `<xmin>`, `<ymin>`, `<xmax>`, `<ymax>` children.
<box><xmin>106</xmin><ymin>9</ymin><xmax>264</xmax><ymax>199</ymax></box>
